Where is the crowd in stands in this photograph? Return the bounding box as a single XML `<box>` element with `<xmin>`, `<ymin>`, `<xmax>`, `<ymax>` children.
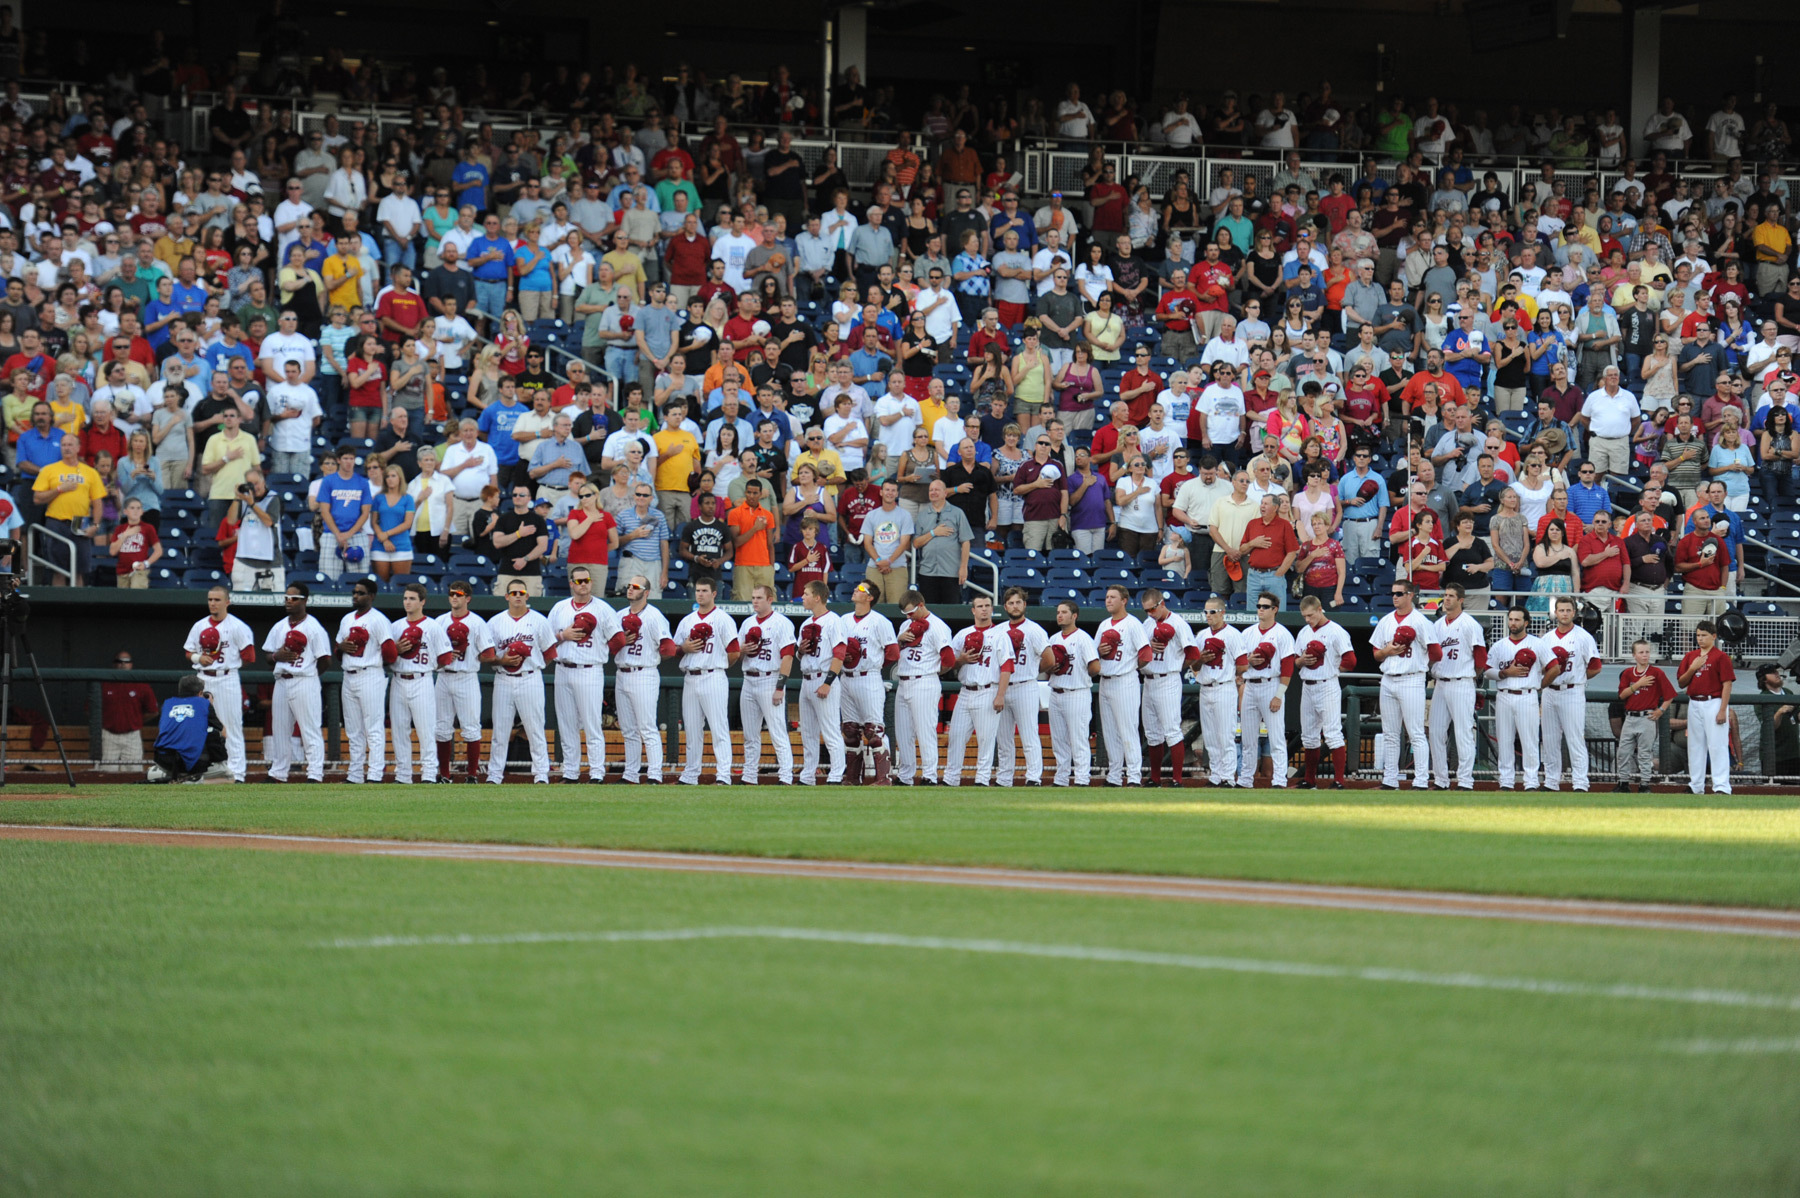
<box><xmin>6</xmin><ymin>58</ymin><xmax>1800</xmax><ymax>627</ymax></box>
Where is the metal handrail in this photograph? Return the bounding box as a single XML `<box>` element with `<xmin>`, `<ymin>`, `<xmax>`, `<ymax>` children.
<box><xmin>905</xmin><ymin>543</ymin><xmax>998</xmax><ymax>601</ymax></box>
<box><xmin>26</xmin><ymin>523</ymin><xmax>78</xmax><ymax>586</ymax></box>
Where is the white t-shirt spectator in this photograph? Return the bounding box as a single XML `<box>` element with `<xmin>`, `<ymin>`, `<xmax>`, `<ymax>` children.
<box><xmin>711</xmin><ymin>232</ymin><xmax>759</xmax><ymax>292</ymax></box>
<box><xmin>432</xmin><ymin>313</ymin><xmax>477</xmax><ymax>369</ymax></box>
<box><xmin>264</xmin><ymin>381</ymin><xmax>322</xmax><ymax>454</ymax></box>
<box><xmin>873</xmin><ymin>392</ymin><xmax>920</xmax><ymax>459</ymax></box>
<box><xmin>259</xmin><ymin>331</ymin><xmax>316</xmax><ymax>374</ymax></box>
<box><xmin>441</xmin><ymin>439</ymin><xmax>499</xmax><ymax>500</ymax></box>
<box><xmin>825</xmin><ymin>411</ymin><xmax>870</xmax><ymax>471</ymax></box>
<box><xmin>376</xmin><ymin>192</ymin><xmax>422</xmax><ymax>241</ymax></box>
<box><xmin>1195</xmin><ymin>383</ymin><xmax>1246</xmax><ymax>448</ymax></box>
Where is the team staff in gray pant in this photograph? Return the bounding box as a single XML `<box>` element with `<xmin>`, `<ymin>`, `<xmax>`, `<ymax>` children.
<box><xmin>1615</xmin><ymin>639</ymin><xmax>1675</xmax><ymax>792</ymax></box>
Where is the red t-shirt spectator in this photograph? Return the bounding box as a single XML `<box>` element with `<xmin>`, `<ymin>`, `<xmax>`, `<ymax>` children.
<box><xmin>1121</xmin><ymin>366</ymin><xmax>1164</xmax><ymax>424</ymax></box>
<box><xmin>1340</xmin><ymin>379</ymin><xmax>1389</xmax><ymax>430</ymax></box>
<box><xmin>723</xmin><ymin>316</ymin><xmax>762</xmax><ymax>364</ymax></box>
<box><xmin>696</xmin><ymin>281</ymin><xmax>737</xmax><ymax>312</ymax></box>
<box><xmin>967</xmin><ymin>325</ymin><xmax>1011</xmax><ymax>365</ymax></box>
<box><xmin>1536</xmin><ymin>511</ymin><xmax>1585</xmax><ymax>543</ymax></box>
<box><xmin>376</xmin><ymin>289</ymin><xmax>429</xmax><ymax>343</ymax></box>
<box><xmin>1012</xmin><ymin>458</ymin><xmax>1063</xmax><ymax>522</ymax></box>
<box><xmin>81</xmin><ymin>421</ymin><xmax>130</xmax><ymax>466</ymax></box>
<box><xmin>1302</xmin><ymin>536</ymin><xmax>1346</xmax><ymax>588</ymax></box>
<box><xmin>1406</xmin><ymin>535</ymin><xmax>1446</xmax><ymax>588</ymax></box>
<box><xmin>217</xmin><ymin>515</ymin><xmax>239</xmax><ymax>574</ymax></box>
<box><xmin>1243</xmin><ymin>514</ymin><xmax>1299</xmax><ymax>571</ymax></box>
<box><xmin>3</xmin><ymin>351</ymin><xmax>53</xmax><ymax>399</ymax></box>
<box><xmin>1158</xmin><ymin>469</ymin><xmax>1194</xmax><ymax>510</ymax></box>
<box><xmin>788</xmin><ymin>538</ymin><xmax>829</xmax><ymax>598</ymax></box>
<box><xmin>1088</xmin><ymin>181</ymin><xmax>1129</xmax><ymax>233</ymax></box>
<box><xmin>1618</xmin><ymin>663</ymin><xmax>1676</xmax><ymax>711</ymax></box>
<box><xmin>111</xmin><ymin>520</ymin><xmax>160</xmax><ymax>573</ymax></box>
<box><xmin>565</xmin><ymin>505</ymin><xmax>616</xmax><ymax>566</ymax></box>
<box><xmin>347</xmin><ymin>356</ymin><xmax>385</xmax><ymax>410</ymax></box>
<box><xmin>1679</xmin><ymin>645</ymin><xmax>1734</xmax><ymax>699</ymax></box>
<box><xmin>1399</xmin><ymin>369</ymin><xmax>1467</xmax><ymax>411</ymax></box>
<box><xmin>838</xmin><ymin>481</ymin><xmax>882</xmax><ymax>545</ymax></box>
<box><xmin>1155</xmin><ymin>288</ymin><xmax>1200</xmax><ymax>334</ymax></box>
<box><xmin>665</xmin><ymin>232</ymin><xmax>711</xmax><ymax>288</ymax></box>
<box><xmin>1577</xmin><ymin>530</ymin><xmax>1627</xmax><ymax>591</ymax></box>
<box><xmin>1191</xmin><ymin>260</ymin><xmax>1233</xmax><ymax>313</ymax></box>
<box><xmin>1677</xmin><ymin>531</ymin><xmax>1728</xmax><ymax>591</ymax></box>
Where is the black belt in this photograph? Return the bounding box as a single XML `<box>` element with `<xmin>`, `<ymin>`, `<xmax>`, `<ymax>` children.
<box><xmin>1201</xmin><ymin>680</ymin><xmax>1234</xmax><ymax>689</ymax></box>
<box><xmin>1625</xmin><ymin>709</ymin><xmax>1656</xmax><ymax>717</ymax></box>
<box><xmin>1303</xmin><ymin>678</ymin><xmax>1337</xmax><ymax>686</ymax></box>
<box><xmin>1690</xmin><ymin>693</ymin><xmax>1721</xmax><ymax>702</ymax></box>
<box><xmin>744</xmin><ymin>670</ymin><xmax>780</xmax><ymax>678</ymax></box>
<box><xmin>896</xmin><ymin>674</ymin><xmax>936</xmax><ymax>681</ymax></box>
<box><xmin>1498</xmin><ymin>688</ymin><xmax>1536</xmax><ymax>696</ymax></box>
<box><xmin>618</xmin><ymin>665</ymin><xmax>654</xmax><ymax>672</ymax></box>
<box><xmin>1436</xmin><ymin>675</ymin><xmax>1475</xmax><ymax>683</ymax></box>
<box><xmin>344</xmin><ymin>665</ymin><xmax>381</xmax><ymax>674</ymax></box>
<box><xmin>1051</xmin><ymin>686</ymin><xmax>1088</xmax><ymax>694</ymax></box>
<box><xmin>847</xmin><ymin>669</ymin><xmax>881</xmax><ymax>677</ymax></box>
<box><xmin>960</xmin><ymin>682</ymin><xmax>995</xmax><ymax>692</ymax></box>
<box><xmin>559</xmin><ymin>662</ymin><xmax>599</xmax><ymax>669</ymax></box>
<box><xmin>1548</xmin><ymin>683</ymin><xmax>1583</xmax><ymax>691</ymax></box>
<box><xmin>686</xmin><ymin>668</ymin><xmax>723</xmax><ymax>676</ymax></box>
<box><xmin>500</xmin><ymin>669</ymin><xmax>539</xmax><ymax>677</ymax></box>
<box><xmin>200</xmin><ymin>668</ymin><xmax>231</xmax><ymax>678</ymax></box>
<box><xmin>395</xmin><ymin>672</ymin><xmax>430</xmax><ymax>680</ymax></box>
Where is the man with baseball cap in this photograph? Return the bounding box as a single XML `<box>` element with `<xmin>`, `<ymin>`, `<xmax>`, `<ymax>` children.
<box><xmin>484</xmin><ymin>579</ymin><xmax>557</xmax><ymax>784</ymax></box>
<box><xmin>1095</xmin><ymin>584</ymin><xmax>1151</xmax><ymax>786</ymax></box>
<box><xmin>738</xmin><ymin>583</ymin><xmax>797</xmax><ymax>785</ymax></box>
<box><xmin>943</xmin><ymin>594</ymin><xmax>1011</xmax><ymax>787</ymax></box>
<box><xmin>1428</xmin><ymin>583</ymin><xmax>1487</xmax><ymax>791</ymax></box>
<box><xmin>1677</xmin><ymin>620</ymin><xmax>1736</xmax><ymax>795</ymax></box>
<box><xmin>607</xmin><ymin>574</ymin><xmax>678</xmax><ymax>783</ymax></box>
<box><xmin>1191</xmin><ymin>598</ymin><xmax>1243</xmax><ymax>786</ymax></box>
<box><xmin>1041</xmin><ymin>600</ymin><xmax>1100</xmax><ymax>787</ymax></box>
<box><xmin>1138</xmin><ymin>587</ymin><xmax>1199</xmax><ymax>787</ymax></box>
<box><xmin>892</xmin><ymin>590</ymin><xmax>956</xmax><ymax>786</ymax></box>
<box><xmin>183</xmin><ymin>585</ymin><xmax>256</xmax><ymax>783</ymax></box>
<box><xmin>674</xmin><ymin>576</ymin><xmax>741</xmax><ymax>785</ymax></box>
<box><xmin>1539</xmin><ymin>594</ymin><xmax>1602</xmax><ymax>792</ymax></box>
<box><xmin>388</xmin><ymin>582</ymin><xmax>454</xmax><ymax>785</ymax></box>
<box><xmin>548</xmin><ymin>563</ymin><xmax>621</xmax><ymax>782</ymax></box>
<box><xmin>1235</xmin><ymin>589</ymin><xmax>1297</xmax><ymax>788</ymax></box>
<box><xmin>839</xmin><ymin>581</ymin><xmax>898</xmax><ymax>785</ymax></box>
<box><xmin>336</xmin><ymin>579</ymin><xmax>396</xmax><ymax>784</ymax></box>
<box><xmin>1293</xmin><ymin>595</ymin><xmax>1356</xmax><ymax>788</ymax></box>
<box><xmin>1675</xmin><ymin>509</ymin><xmax>1731</xmax><ymax>617</ymax></box>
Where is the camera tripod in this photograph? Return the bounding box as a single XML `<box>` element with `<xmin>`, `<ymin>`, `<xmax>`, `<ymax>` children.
<box><xmin>0</xmin><ymin>595</ymin><xmax>77</xmax><ymax>788</ymax></box>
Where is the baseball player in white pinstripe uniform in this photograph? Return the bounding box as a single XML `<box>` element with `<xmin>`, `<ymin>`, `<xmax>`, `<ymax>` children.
<box><xmin>1192</xmin><ymin>599</ymin><xmax>1244</xmax><ymax>787</ymax></box>
<box><xmin>433</xmin><ymin>580</ymin><xmax>495</xmax><ymax>783</ymax></box>
<box><xmin>184</xmin><ymin>586</ymin><xmax>255</xmax><ymax>782</ymax></box>
<box><xmin>1041</xmin><ymin>600</ymin><xmax>1099</xmax><ymax>786</ymax></box>
<box><xmin>1138</xmin><ymin>588</ymin><xmax>1199</xmax><ymax>787</ymax></box>
<box><xmin>608</xmin><ymin>574</ymin><xmax>676</xmax><ymax>784</ymax></box>
<box><xmin>1540</xmin><ymin>595</ymin><xmax>1602</xmax><ymax>792</ymax></box>
<box><xmin>260</xmin><ymin>584</ymin><xmax>331</xmax><ymax>783</ymax></box>
<box><xmin>839</xmin><ymin>583</ymin><xmax>897</xmax><ymax>785</ymax></box>
<box><xmin>1371</xmin><ymin>579</ymin><xmax>1440</xmax><ymax>790</ymax></box>
<box><xmin>548</xmin><ymin>564</ymin><xmax>622</xmax><ymax>782</ymax></box>
<box><xmin>795</xmin><ymin>580</ymin><xmax>847</xmax><ymax>785</ymax></box>
<box><xmin>893</xmin><ymin>590</ymin><xmax>955</xmax><ymax>786</ymax></box>
<box><xmin>737</xmin><ymin>585</ymin><xmax>796</xmax><ymax>785</ymax></box>
<box><xmin>674</xmin><ymin>577</ymin><xmax>741</xmax><ymax>785</ymax></box>
<box><xmin>994</xmin><ymin>586</ymin><xmax>1050</xmax><ymax>787</ymax></box>
<box><xmin>1094</xmin><ymin>584</ymin><xmax>1150</xmax><ymax>786</ymax></box>
<box><xmin>485</xmin><ymin>582</ymin><xmax>558</xmax><ymax>784</ymax></box>
<box><xmin>1293</xmin><ymin>595</ymin><xmax>1356</xmax><ymax>789</ymax></box>
<box><xmin>336</xmin><ymin>579</ymin><xmax>395</xmax><ymax>784</ymax></box>
<box><xmin>944</xmin><ymin>595</ymin><xmax>1012</xmax><ymax>787</ymax></box>
<box><xmin>388</xmin><ymin>584</ymin><xmax>454</xmax><ymax>784</ymax></box>
<box><xmin>1236</xmin><ymin>589</ymin><xmax>1297</xmax><ymax>789</ymax></box>
<box><xmin>1484</xmin><ymin>605</ymin><xmax>1548</xmax><ymax>791</ymax></box>
<box><xmin>1428</xmin><ymin>583</ymin><xmax>1488</xmax><ymax>791</ymax></box>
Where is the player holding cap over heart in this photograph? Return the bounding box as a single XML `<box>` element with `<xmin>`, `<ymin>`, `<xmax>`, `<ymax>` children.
<box><xmin>607</xmin><ymin>574</ymin><xmax>679</xmax><ymax>783</ymax></box>
<box><xmin>548</xmin><ymin>563</ymin><xmax>622</xmax><ymax>782</ymax></box>
<box><xmin>736</xmin><ymin>583</ymin><xmax>798</xmax><ymax>786</ymax></box>
<box><xmin>1236</xmin><ymin>589</ymin><xmax>1298</xmax><ymax>788</ymax></box>
<box><xmin>388</xmin><ymin>583</ymin><xmax>455</xmax><ymax>785</ymax></box>
<box><xmin>838</xmin><ymin>581</ymin><xmax>898</xmax><ymax>785</ymax></box>
<box><xmin>484</xmin><ymin>580</ymin><xmax>558</xmax><ymax>784</ymax></box>
<box><xmin>1041</xmin><ymin>599</ymin><xmax>1101</xmax><ymax>786</ymax></box>
<box><xmin>1191</xmin><ymin>597</ymin><xmax>1245</xmax><ymax>786</ymax></box>
<box><xmin>943</xmin><ymin>595</ymin><xmax>1012</xmax><ymax>787</ymax></box>
<box><xmin>433</xmin><ymin>579</ymin><xmax>497</xmax><ymax>783</ymax></box>
<box><xmin>994</xmin><ymin>586</ymin><xmax>1051</xmax><ymax>787</ymax></box>
<box><xmin>891</xmin><ymin>590</ymin><xmax>957</xmax><ymax>786</ymax></box>
<box><xmin>183</xmin><ymin>586</ymin><xmax>256</xmax><ymax>782</ymax></box>
<box><xmin>1428</xmin><ymin>583</ymin><xmax>1488</xmax><ymax>791</ymax></box>
<box><xmin>1483</xmin><ymin>603</ymin><xmax>1551</xmax><ymax>790</ymax></box>
<box><xmin>1294</xmin><ymin>594</ymin><xmax>1356</xmax><ymax>789</ymax></box>
<box><xmin>260</xmin><ymin>583</ymin><xmax>332</xmax><ymax>782</ymax></box>
<box><xmin>1370</xmin><ymin>578</ymin><xmax>1440</xmax><ymax>790</ymax></box>
<box><xmin>1137</xmin><ymin>587</ymin><xmax>1200</xmax><ymax>787</ymax></box>
<box><xmin>1539</xmin><ymin>594</ymin><xmax>1603</xmax><ymax>792</ymax></box>
<box><xmin>1095</xmin><ymin>584</ymin><xmax>1152</xmax><ymax>786</ymax></box>
<box><xmin>675</xmin><ymin>577</ymin><xmax>742</xmax><ymax>786</ymax></box>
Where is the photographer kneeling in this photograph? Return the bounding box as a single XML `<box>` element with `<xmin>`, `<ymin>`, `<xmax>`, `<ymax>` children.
<box><xmin>148</xmin><ymin>675</ymin><xmax>228</xmax><ymax>784</ymax></box>
<box><xmin>229</xmin><ymin>470</ymin><xmax>285</xmax><ymax>593</ymax></box>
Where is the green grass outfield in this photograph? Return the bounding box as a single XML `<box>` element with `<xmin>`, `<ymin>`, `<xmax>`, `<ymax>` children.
<box><xmin>3</xmin><ymin>781</ymin><xmax>1799</xmax><ymax>906</ymax></box>
<box><xmin>4</xmin><ymin>837</ymin><xmax>1800</xmax><ymax>1196</ymax></box>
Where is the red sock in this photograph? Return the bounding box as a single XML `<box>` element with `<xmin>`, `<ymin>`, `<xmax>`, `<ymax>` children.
<box><xmin>1331</xmin><ymin>746</ymin><xmax>1347</xmax><ymax>781</ymax></box>
<box><xmin>466</xmin><ymin>740</ymin><xmax>482</xmax><ymax>777</ymax></box>
<box><xmin>1303</xmin><ymin>748</ymin><xmax>1317</xmax><ymax>782</ymax></box>
<box><xmin>1147</xmin><ymin>743</ymin><xmax>1164</xmax><ymax>784</ymax></box>
<box><xmin>1168</xmin><ymin>743</ymin><xmax>1184</xmax><ymax>783</ymax></box>
<box><xmin>437</xmin><ymin>741</ymin><xmax>453</xmax><ymax>776</ymax></box>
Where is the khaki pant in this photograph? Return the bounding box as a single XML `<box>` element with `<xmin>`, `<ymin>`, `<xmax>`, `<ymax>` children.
<box><xmin>114</xmin><ymin>567</ymin><xmax>149</xmax><ymax>588</ymax></box>
<box><xmin>160</xmin><ymin>459</ymin><xmax>190</xmax><ymax>490</ymax></box>
<box><xmin>1021</xmin><ymin>519</ymin><xmax>1060</xmax><ymax>551</ymax></box>
<box><xmin>656</xmin><ymin>490</ymin><xmax>690</xmax><ymax>537</ymax></box>
<box><xmin>734</xmin><ymin>563</ymin><xmax>775</xmax><ymax>599</ymax></box>
<box><xmin>668</xmin><ymin>284</ymin><xmax>699</xmax><ymax>308</ymax></box>
<box><xmin>1682</xmin><ymin>585</ymin><xmax>1725</xmax><ymax>617</ymax></box>
<box><xmin>492</xmin><ymin>574</ymin><xmax>544</xmax><ymax>598</ymax></box>
<box><xmin>518</xmin><ymin>290</ymin><xmax>556</xmax><ymax>322</ymax></box>
<box><xmin>864</xmin><ymin>560</ymin><xmax>910</xmax><ymax>604</ymax></box>
<box><xmin>1589</xmin><ymin>435</ymin><xmax>1632</xmax><ymax>476</ymax></box>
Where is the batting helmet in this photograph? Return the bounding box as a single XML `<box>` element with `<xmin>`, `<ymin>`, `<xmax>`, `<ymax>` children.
<box><xmin>1513</xmin><ymin>647</ymin><xmax>1537</xmax><ymax>669</ymax></box>
<box><xmin>283</xmin><ymin>628</ymin><xmax>309</xmax><ymax>654</ymax></box>
<box><xmin>198</xmin><ymin>626</ymin><xmax>222</xmax><ymax>653</ymax></box>
<box><xmin>841</xmin><ymin>638</ymin><xmax>864</xmax><ymax>670</ymax></box>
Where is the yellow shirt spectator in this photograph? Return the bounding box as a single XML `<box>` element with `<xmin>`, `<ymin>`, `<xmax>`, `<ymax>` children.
<box><xmin>154</xmin><ymin>234</ymin><xmax>196</xmax><ymax>275</ymax></box>
<box><xmin>49</xmin><ymin>395</ymin><xmax>86</xmax><ymax>436</ymax></box>
<box><xmin>789</xmin><ymin>445</ymin><xmax>846</xmax><ymax>492</ymax></box>
<box><xmin>320</xmin><ymin>251</ymin><xmax>365</xmax><ymax>310</ymax></box>
<box><xmin>918</xmin><ymin>394</ymin><xmax>948</xmax><ymax>435</ymax></box>
<box><xmin>200</xmin><ymin>425</ymin><xmax>259</xmax><ymax>499</ymax></box>
<box><xmin>32</xmin><ymin>452</ymin><xmax>105</xmax><ymax>523</ymax></box>
<box><xmin>1754</xmin><ymin>220</ymin><xmax>1792</xmax><ymax>264</ymax></box>
<box><xmin>652</xmin><ymin>426</ymin><xmax>700</xmax><ymax>493</ymax></box>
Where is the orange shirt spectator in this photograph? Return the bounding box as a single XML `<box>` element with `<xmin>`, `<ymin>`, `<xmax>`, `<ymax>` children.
<box><xmin>727</xmin><ymin>498</ymin><xmax>776</xmax><ymax>567</ymax></box>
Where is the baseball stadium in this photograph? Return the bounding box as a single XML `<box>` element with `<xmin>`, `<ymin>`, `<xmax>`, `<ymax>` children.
<box><xmin>5</xmin><ymin>4</ymin><xmax>1800</xmax><ymax>1193</ymax></box>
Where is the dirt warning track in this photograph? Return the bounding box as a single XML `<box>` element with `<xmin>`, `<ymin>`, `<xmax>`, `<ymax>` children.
<box><xmin>4</xmin><ymin>822</ymin><xmax>1798</xmax><ymax>939</ymax></box>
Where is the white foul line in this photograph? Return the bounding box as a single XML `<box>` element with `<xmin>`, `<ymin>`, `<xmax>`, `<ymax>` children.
<box><xmin>1662</xmin><ymin>1037</ymin><xmax>1800</xmax><ymax>1055</ymax></box>
<box><xmin>317</xmin><ymin>925</ymin><xmax>1800</xmax><ymax>1013</ymax></box>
